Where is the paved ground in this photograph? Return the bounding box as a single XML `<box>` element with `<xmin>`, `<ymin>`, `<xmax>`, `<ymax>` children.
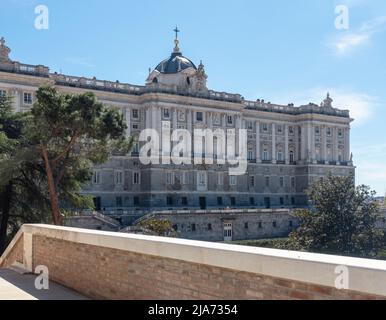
<box><xmin>0</xmin><ymin>268</ymin><xmax>88</xmax><ymax>300</ymax></box>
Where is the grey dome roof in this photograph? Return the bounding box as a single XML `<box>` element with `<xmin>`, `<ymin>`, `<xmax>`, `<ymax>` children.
<box><xmin>155</xmin><ymin>52</ymin><xmax>197</xmax><ymax>74</ymax></box>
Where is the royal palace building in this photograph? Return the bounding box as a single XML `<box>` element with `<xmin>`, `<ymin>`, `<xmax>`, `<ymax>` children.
<box><xmin>0</xmin><ymin>34</ymin><xmax>355</xmax><ymax>215</ymax></box>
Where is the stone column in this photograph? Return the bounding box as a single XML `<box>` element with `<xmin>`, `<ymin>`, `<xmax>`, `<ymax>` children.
<box><xmin>236</xmin><ymin>115</ymin><xmax>241</xmax><ymax>156</ymax></box>
<box><xmin>345</xmin><ymin>127</ymin><xmax>350</xmax><ymax>162</ymax></box>
<box><xmin>172</xmin><ymin>108</ymin><xmax>178</xmax><ymax>130</ymax></box>
<box><xmin>301</xmin><ymin>124</ymin><xmax>306</xmax><ymax>162</ymax></box>
<box><xmin>334</xmin><ymin>127</ymin><xmax>339</xmax><ymax>163</ymax></box>
<box><xmin>256</xmin><ymin>121</ymin><xmax>261</xmax><ymax>163</ymax></box>
<box><xmin>12</xmin><ymin>89</ymin><xmax>20</xmax><ymax>112</ymax></box>
<box><xmin>187</xmin><ymin>110</ymin><xmax>192</xmax><ymax>132</ymax></box>
<box><xmin>307</xmin><ymin>123</ymin><xmax>313</xmax><ymax>163</ymax></box>
<box><xmin>285</xmin><ymin>124</ymin><xmax>289</xmax><ymax>164</ymax></box>
<box><xmin>145</xmin><ymin>107</ymin><xmax>151</xmax><ymax>129</ymax></box>
<box><xmin>208</xmin><ymin>112</ymin><xmax>213</xmax><ymax>128</ymax></box>
<box><xmin>322</xmin><ymin>125</ymin><xmax>327</xmax><ymax>164</ymax></box>
<box><xmin>151</xmin><ymin>107</ymin><xmax>157</xmax><ymax>131</ymax></box>
<box><xmin>294</xmin><ymin>125</ymin><xmax>299</xmax><ymax>162</ymax></box>
<box><xmin>125</xmin><ymin>108</ymin><xmax>131</xmax><ymax>138</ymax></box>
<box><xmin>272</xmin><ymin>123</ymin><xmax>276</xmax><ymax>163</ymax></box>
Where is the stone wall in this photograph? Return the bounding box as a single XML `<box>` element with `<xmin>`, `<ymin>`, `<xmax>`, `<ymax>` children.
<box><xmin>2</xmin><ymin>224</ymin><xmax>386</xmax><ymax>300</ymax></box>
<box><xmin>145</xmin><ymin>209</ymin><xmax>297</xmax><ymax>241</ymax></box>
<box><xmin>31</xmin><ymin>235</ymin><xmax>382</xmax><ymax>300</ymax></box>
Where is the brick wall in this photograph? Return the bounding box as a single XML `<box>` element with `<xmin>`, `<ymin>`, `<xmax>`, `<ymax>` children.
<box><xmin>31</xmin><ymin>234</ymin><xmax>384</xmax><ymax>300</ymax></box>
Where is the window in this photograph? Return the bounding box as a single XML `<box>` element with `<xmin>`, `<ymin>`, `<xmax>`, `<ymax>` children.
<box><xmin>132</xmin><ymin>124</ymin><xmax>139</xmax><ymax>130</ymax></box>
<box><xmin>291</xmin><ymin>197</ymin><xmax>295</xmax><ymax>205</ymax></box>
<box><xmin>291</xmin><ymin>177</ymin><xmax>296</xmax><ymax>189</ymax></box>
<box><xmin>277</xmin><ymin>151</ymin><xmax>283</xmax><ymax>162</ymax></box>
<box><xmin>198</xmin><ymin>172</ymin><xmax>207</xmax><ymax>186</ymax></box>
<box><xmin>92</xmin><ymin>171</ymin><xmax>101</xmax><ymax>185</ymax></box>
<box><xmin>116</xmin><ymin>197</ymin><xmax>123</xmax><ymax>207</ymax></box>
<box><xmin>258</xmin><ymin>222</ymin><xmax>263</xmax><ymax>229</ymax></box>
<box><xmin>217</xmin><ymin>172</ymin><xmax>223</xmax><ymax>186</ymax></box>
<box><xmin>247</xmin><ymin>121</ymin><xmax>253</xmax><ymax>130</ymax></box>
<box><xmin>115</xmin><ymin>171</ymin><xmax>123</xmax><ymax>185</ymax></box>
<box><xmin>280</xmin><ymin>197</ymin><xmax>284</xmax><ymax>206</ymax></box>
<box><xmin>245</xmin><ymin>222</ymin><xmax>249</xmax><ymax>229</ymax></box>
<box><xmin>338</xmin><ymin>129</ymin><xmax>343</xmax><ymax>137</ymax></box>
<box><xmin>191</xmin><ymin>224</ymin><xmax>196</xmax><ymax>232</ymax></box>
<box><xmin>279</xmin><ymin>177</ymin><xmax>284</xmax><ymax>188</ymax></box>
<box><xmin>248</xmin><ymin>149</ymin><xmax>254</xmax><ymax>161</ymax></box>
<box><xmin>327</xmin><ymin>127</ymin><xmax>332</xmax><ymax>136</ymax></box>
<box><xmin>262</xmin><ymin>149</ymin><xmax>269</xmax><ymax>161</ymax></box>
<box><xmin>134</xmin><ymin>196</ymin><xmax>140</xmax><ymax>206</ymax></box>
<box><xmin>163</xmin><ymin>108</ymin><xmax>170</xmax><ymax>119</ymax></box>
<box><xmin>290</xmin><ymin>151</ymin><xmax>295</xmax><ymax>164</ymax></box>
<box><xmin>217</xmin><ymin>197</ymin><xmax>223</xmax><ymax>206</ymax></box>
<box><xmin>265</xmin><ymin>176</ymin><xmax>270</xmax><ymax>187</ymax></box>
<box><xmin>173</xmin><ymin>224</ymin><xmax>178</xmax><ymax>231</ymax></box>
<box><xmin>196</xmin><ymin>112</ymin><xmax>203</xmax><ymax>122</ymax></box>
<box><xmin>166</xmin><ymin>172</ymin><xmax>174</xmax><ymax>185</ymax></box>
<box><xmin>278</xmin><ymin>125</ymin><xmax>283</xmax><ymax>133</ymax></box>
<box><xmin>23</xmin><ymin>92</ymin><xmax>32</xmax><ymax>104</ymax></box>
<box><xmin>0</xmin><ymin>90</ymin><xmax>6</xmax><ymax>97</ymax></box>
<box><xmin>133</xmin><ymin>172</ymin><xmax>140</xmax><ymax>185</ymax></box>
<box><xmin>262</xmin><ymin>123</ymin><xmax>268</xmax><ymax>132</ymax></box>
<box><xmin>132</xmin><ymin>142</ymin><xmax>139</xmax><ymax>155</ymax></box>
<box><xmin>182</xmin><ymin>172</ymin><xmax>188</xmax><ymax>185</ymax></box>
<box><xmin>289</xmin><ymin>126</ymin><xmax>294</xmax><ymax>135</ymax></box>
<box><xmin>208</xmin><ymin>223</ymin><xmax>212</xmax><ymax>231</ymax></box>
<box><xmin>249</xmin><ymin>197</ymin><xmax>255</xmax><ymax>205</ymax></box>
<box><xmin>181</xmin><ymin>197</ymin><xmax>188</xmax><ymax>206</ymax></box>
<box><xmin>229</xmin><ymin>175</ymin><xmax>237</xmax><ymax>186</ymax></box>
<box><xmin>227</xmin><ymin>116</ymin><xmax>233</xmax><ymax>125</ymax></box>
<box><xmin>273</xmin><ymin>221</ymin><xmax>277</xmax><ymax>228</ymax></box>
<box><xmin>249</xmin><ymin>176</ymin><xmax>255</xmax><ymax>187</ymax></box>
<box><xmin>230</xmin><ymin>197</ymin><xmax>236</xmax><ymax>206</ymax></box>
<box><xmin>289</xmin><ymin>221</ymin><xmax>293</xmax><ymax>228</ymax></box>
<box><xmin>167</xmin><ymin>196</ymin><xmax>173</xmax><ymax>206</ymax></box>
<box><xmin>132</xmin><ymin>109</ymin><xmax>139</xmax><ymax>119</ymax></box>
<box><xmin>315</xmin><ymin>127</ymin><xmax>320</xmax><ymax>135</ymax></box>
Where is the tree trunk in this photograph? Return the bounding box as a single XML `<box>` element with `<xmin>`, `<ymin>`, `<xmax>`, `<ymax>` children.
<box><xmin>0</xmin><ymin>182</ymin><xmax>13</xmax><ymax>255</ymax></box>
<box><xmin>41</xmin><ymin>145</ymin><xmax>63</xmax><ymax>225</ymax></box>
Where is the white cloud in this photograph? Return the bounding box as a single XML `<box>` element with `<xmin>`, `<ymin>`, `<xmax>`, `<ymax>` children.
<box><xmin>352</xmin><ymin>144</ymin><xmax>386</xmax><ymax>196</ymax></box>
<box><xmin>329</xmin><ymin>16</ymin><xmax>386</xmax><ymax>56</ymax></box>
<box><xmin>273</xmin><ymin>87</ymin><xmax>379</xmax><ymax>126</ymax></box>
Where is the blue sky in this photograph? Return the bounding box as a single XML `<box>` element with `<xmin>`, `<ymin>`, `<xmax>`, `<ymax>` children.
<box><xmin>1</xmin><ymin>0</ymin><xmax>386</xmax><ymax>195</ymax></box>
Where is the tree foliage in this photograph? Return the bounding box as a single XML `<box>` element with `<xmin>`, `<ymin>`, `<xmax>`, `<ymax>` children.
<box><xmin>139</xmin><ymin>219</ymin><xmax>178</xmax><ymax>237</ymax></box>
<box><xmin>26</xmin><ymin>86</ymin><xmax>131</xmax><ymax>224</ymax></box>
<box><xmin>289</xmin><ymin>174</ymin><xmax>384</xmax><ymax>258</ymax></box>
<box><xmin>0</xmin><ymin>86</ymin><xmax>132</xmax><ymax>253</ymax></box>
<box><xmin>0</xmin><ymin>95</ymin><xmax>52</xmax><ymax>253</ymax></box>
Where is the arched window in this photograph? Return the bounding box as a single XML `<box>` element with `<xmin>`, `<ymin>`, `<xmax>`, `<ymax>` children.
<box><xmin>152</xmin><ymin>77</ymin><xmax>158</xmax><ymax>83</ymax></box>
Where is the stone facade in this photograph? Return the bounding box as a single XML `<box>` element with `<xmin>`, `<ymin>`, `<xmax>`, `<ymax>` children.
<box><xmin>0</xmin><ymin>36</ymin><xmax>355</xmax><ymax>214</ymax></box>
<box><xmin>136</xmin><ymin>209</ymin><xmax>297</xmax><ymax>242</ymax></box>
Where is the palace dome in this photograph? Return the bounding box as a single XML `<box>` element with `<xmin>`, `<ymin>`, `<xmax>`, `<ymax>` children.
<box><xmin>155</xmin><ymin>52</ymin><xmax>197</xmax><ymax>74</ymax></box>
